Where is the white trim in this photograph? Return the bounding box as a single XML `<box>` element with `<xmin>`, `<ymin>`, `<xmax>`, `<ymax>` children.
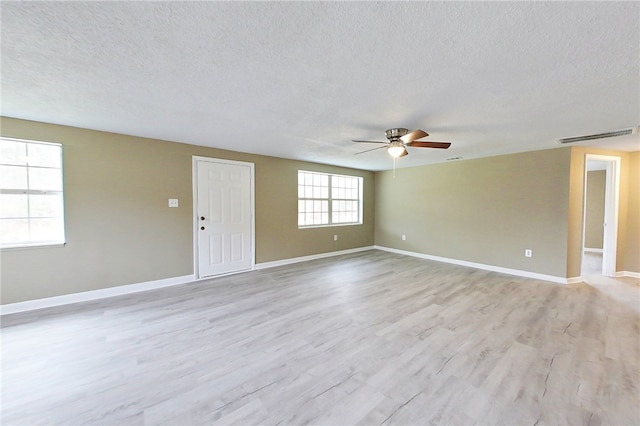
<box><xmin>374</xmin><ymin>246</ymin><xmax>573</xmax><ymax>285</ymax></box>
<box><xmin>192</xmin><ymin>156</ymin><xmax>256</xmax><ymax>279</ymax></box>
<box><xmin>583</xmin><ymin>248</ymin><xmax>604</xmax><ymax>253</ymax></box>
<box><xmin>254</xmin><ymin>246</ymin><xmax>375</xmax><ymax>270</ymax></box>
<box><xmin>2</xmin><ymin>247</ymin><xmax>601</xmax><ymax>316</ymax></box>
<box><xmin>0</xmin><ymin>274</ymin><xmax>196</xmax><ymax>316</ymax></box>
<box><xmin>617</xmin><ymin>271</ymin><xmax>640</xmax><ymax>279</ymax></box>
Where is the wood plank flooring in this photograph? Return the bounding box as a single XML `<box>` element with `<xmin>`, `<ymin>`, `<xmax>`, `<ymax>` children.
<box><xmin>2</xmin><ymin>250</ymin><xmax>639</xmax><ymax>425</ymax></box>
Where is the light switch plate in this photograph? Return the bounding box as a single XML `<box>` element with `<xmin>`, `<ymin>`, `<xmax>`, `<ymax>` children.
<box><xmin>168</xmin><ymin>199</ymin><xmax>179</xmax><ymax>208</ymax></box>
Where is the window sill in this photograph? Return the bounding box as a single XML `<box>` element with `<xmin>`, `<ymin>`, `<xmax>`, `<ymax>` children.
<box><xmin>298</xmin><ymin>223</ymin><xmax>363</xmax><ymax>229</ymax></box>
<box><xmin>1</xmin><ymin>241</ymin><xmax>66</xmax><ymax>251</ymax></box>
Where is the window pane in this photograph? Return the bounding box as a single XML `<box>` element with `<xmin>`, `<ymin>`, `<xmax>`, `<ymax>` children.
<box><xmin>321</xmin><ymin>187</ymin><xmax>329</xmax><ymax>198</ymax></box>
<box><xmin>298</xmin><ymin>200</ymin><xmax>305</xmax><ymax>213</ymax></box>
<box><xmin>30</xmin><ymin>194</ymin><xmax>63</xmax><ymax>218</ymax></box>
<box><xmin>298</xmin><ymin>185</ymin><xmax>304</xmax><ymax>198</ymax></box>
<box><xmin>313</xmin><ymin>186</ymin><xmax>321</xmax><ymax>198</ymax></box>
<box><xmin>305</xmin><ymin>186</ymin><xmax>313</xmax><ymax>198</ymax></box>
<box><xmin>29</xmin><ymin>167</ymin><xmax>62</xmax><ymax>191</ymax></box>
<box><xmin>0</xmin><ymin>140</ymin><xmax>27</xmax><ymax>166</ymax></box>
<box><xmin>28</xmin><ymin>143</ymin><xmax>61</xmax><ymax>168</ymax></box>
<box><xmin>0</xmin><ymin>218</ymin><xmax>29</xmax><ymax>245</ymax></box>
<box><xmin>0</xmin><ymin>194</ymin><xmax>29</xmax><ymax>218</ymax></box>
<box><xmin>30</xmin><ymin>218</ymin><xmax>64</xmax><ymax>242</ymax></box>
<box><xmin>0</xmin><ymin>165</ymin><xmax>28</xmax><ymax>190</ymax></box>
<box><xmin>298</xmin><ymin>213</ymin><xmax>305</xmax><ymax>226</ymax></box>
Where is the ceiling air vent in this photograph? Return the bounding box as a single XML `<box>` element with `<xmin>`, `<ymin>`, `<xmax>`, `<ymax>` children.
<box><xmin>557</xmin><ymin>128</ymin><xmax>636</xmax><ymax>144</ymax></box>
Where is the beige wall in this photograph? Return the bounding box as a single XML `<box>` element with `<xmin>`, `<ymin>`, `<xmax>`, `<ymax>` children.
<box><xmin>566</xmin><ymin>147</ymin><xmax>637</xmax><ymax>277</ymax></box>
<box><xmin>0</xmin><ymin>117</ymin><xmax>374</xmax><ymax>304</ymax></box>
<box><xmin>625</xmin><ymin>152</ymin><xmax>640</xmax><ymax>273</ymax></box>
<box><xmin>2</xmin><ymin>116</ymin><xmax>637</xmax><ymax>305</ymax></box>
<box><xmin>584</xmin><ymin>170</ymin><xmax>605</xmax><ymax>249</ymax></box>
<box><xmin>375</xmin><ymin>148</ymin><xmax>573</xmax><ymax>278</ymax></box>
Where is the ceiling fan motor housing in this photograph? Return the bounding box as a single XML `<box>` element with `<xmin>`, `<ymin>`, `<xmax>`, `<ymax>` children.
<box><xmin>385</xmin><ymin>128</ymin><xmax>408</xmax><ymax>140</ymax></box>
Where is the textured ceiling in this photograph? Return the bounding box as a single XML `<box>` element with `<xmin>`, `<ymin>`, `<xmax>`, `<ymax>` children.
<box><xmin>1</xmin><ymin>1</ymin><xmax>639</xmax><ymax>171</ymax></box>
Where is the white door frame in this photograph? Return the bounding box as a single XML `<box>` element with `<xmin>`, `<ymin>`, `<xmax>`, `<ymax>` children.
<box><xmin>192</xmin><ymin>156</ymin><xmax>255</xmax><ymax>279</ymax></box>
<box><xmin>582</xmin><ymin>154</ymin><xmax>621</xmax><ymax>277</ymax></box>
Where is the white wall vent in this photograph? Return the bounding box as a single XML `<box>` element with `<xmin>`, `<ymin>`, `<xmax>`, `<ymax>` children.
<box><xmin>557</xmin><ymin>127</ymin><xmax>636</xmax><ymax>144</ymax></box>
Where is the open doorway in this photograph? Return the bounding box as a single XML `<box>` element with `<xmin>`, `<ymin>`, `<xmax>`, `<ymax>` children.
<box><xmin>581</xmin><ymin>154</ymin><xmax>621</xmax><ymax>278</ymax></box>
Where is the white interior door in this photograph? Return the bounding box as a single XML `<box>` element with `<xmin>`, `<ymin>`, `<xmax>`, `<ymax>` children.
<box><xmin>195</xmin><ymin>158</ymin><xmax>254</xmax><ymax>278</ymax></box>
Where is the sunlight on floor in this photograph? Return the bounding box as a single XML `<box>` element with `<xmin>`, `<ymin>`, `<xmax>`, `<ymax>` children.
<box><xmin>581</xmin><ymin>251</ymin><xmax>640</xmax><ymax>314</ymax></box>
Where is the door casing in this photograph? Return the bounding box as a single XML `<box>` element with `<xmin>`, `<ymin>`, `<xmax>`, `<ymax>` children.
<box><xmin>582</xmin><ymin>154</ymin><xmax>621</xmax><ymax>277</ymax></box>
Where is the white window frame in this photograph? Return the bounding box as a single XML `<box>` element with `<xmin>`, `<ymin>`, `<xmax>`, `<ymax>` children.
<box><xmin>0</xmin><ymin>137</ymin><xmax>66</xmax><ymax>249</ymax></box>
<box><xmin>298</xmin><ymin>170</ymin><xmax>363</xmax><ymax>228</ymax></box>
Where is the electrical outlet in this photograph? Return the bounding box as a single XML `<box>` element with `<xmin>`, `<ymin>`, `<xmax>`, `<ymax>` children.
<box><xmin>168</xmin><ymin>199</ymin><xmax>179</xmax><ymax>208</ymax></box>
<box><xmin>525</xmin><ymin>249</ymin><xmax>532</xmax><ymax>258</ymax></box>
<box><xmin>402</xmin><ymin>235</ymin><xmax>406</xmax><ymax>241</ymax></box>
<box><xmin>333</xmin><ymin>235</ymin><xmax>338</xmax><ymax>241</ymax></box>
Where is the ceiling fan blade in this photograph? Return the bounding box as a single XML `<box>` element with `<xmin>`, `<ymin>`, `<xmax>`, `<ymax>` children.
<box><xmin>399</xmin><ymin>148</ymin><xmax>409</xmax><ymax>157</ymax></box>
<box><xmin>354</xmin><ymin>145</ymin><xmax>388</xmax><ymax>155</ymax></box>
<box><xmin>407</xmin><ymin>141</ymin><xmax>451</xmax><ymax>149</ymax></box>
<box><xmin>400</xmin><ymin>129</ymin><xmax>428</xmax><ymax>143</ymax></box>
<box><xmin>352</xmin><ymin>140</ymin><xmax>388</xmax><ymax>144</ymax></box>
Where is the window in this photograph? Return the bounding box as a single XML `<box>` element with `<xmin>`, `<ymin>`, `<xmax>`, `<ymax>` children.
<box><xmin>298</xmin><ymin>170</ymin><xmax>363</xmax><ymax>227</ymax></box>
<box><xmin>0</xmin><ymin>137</ymin><xmax>65</xmax><ymax>248</ymax></box>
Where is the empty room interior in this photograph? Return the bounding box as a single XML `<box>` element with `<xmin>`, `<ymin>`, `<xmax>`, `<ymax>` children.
<box><xmin>1</xmin><ymin>2</ymin><xmax>639</xmax><ymax>425</ymax></box>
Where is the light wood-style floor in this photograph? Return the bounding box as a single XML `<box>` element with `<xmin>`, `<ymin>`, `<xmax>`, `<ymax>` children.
<box><xmin>2</xmin><ymin>250</ymin><xmax>639</xmax><ymax>425</ymax></box>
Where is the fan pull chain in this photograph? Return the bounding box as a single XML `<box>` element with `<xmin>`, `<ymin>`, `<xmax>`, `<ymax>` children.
<box><xmin>393</xmin><ymin>156</ymin><xmax>397</xmax><ymax>178</ymax></box>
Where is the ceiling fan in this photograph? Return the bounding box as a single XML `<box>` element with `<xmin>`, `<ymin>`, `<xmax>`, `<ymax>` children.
<box><xmin>353</xmin><ymin>128</ymin><xmax>451</xmax><ymax>158</ymax></box>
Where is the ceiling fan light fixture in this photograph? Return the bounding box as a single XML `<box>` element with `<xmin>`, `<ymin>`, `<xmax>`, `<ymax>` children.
<box><xmin>387</xmin><ymin>141</ymin><xmax>405</xmax><ymax>158</ymax></box>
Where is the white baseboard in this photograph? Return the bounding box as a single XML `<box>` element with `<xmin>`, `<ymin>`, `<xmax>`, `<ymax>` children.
<box><xmin>619</xmin><ymin>271</ymin><xmax>640</xmax><ymax>279</ymax></box>
<box><xmin>374</xmin><ymin>246</ymin><xmax>575</xmax><ymax>285</ymax></box>
<box><xmin>255</xmin><ymin>246</ymin><xmax>375</xmax><ymax>270</ymax></box>
<box><xmin>3</xmin><ymin>245</ymin><xmax>605</xmax><ymax>315</ymax></box>
<box><xmin>1</xmin><ymin>274</ymin><xmax>196</xmax><ymax>316</ymax></box>
<box><xmin>1</xmin><ymin>247</ymin><xmax>376</xmax><ymax>316</ymax></box>
<box><xmin>583</xmin><ymin>248</ymin><xmax>604</xmax><ymax>253</ymax></box>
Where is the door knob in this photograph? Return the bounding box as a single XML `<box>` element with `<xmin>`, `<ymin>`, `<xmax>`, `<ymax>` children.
<box><xmin>200</xmin><ymin>226</ymin><xmax>205</xmax><ymax>230</ymax></box>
